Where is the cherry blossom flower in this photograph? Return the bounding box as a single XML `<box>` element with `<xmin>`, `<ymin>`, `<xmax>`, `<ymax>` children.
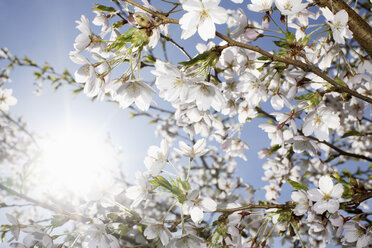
<box><xmin>83</xmin><ymin>220</ymin><xmax>120</xmax><ymax>248</ymax></box>
<box><xmin>321</xmin><ymin>7</ymin><xmax>352</xmax><ymax>44</ymax></box>
<box><xmin>183</xmin><ymin>189</ymin><xmax>217</xmax><ymax>223</ymax></box>
<box><xmin>230</xmin><ymin>9</ymin><xmax>263</xmax><ymax>43</ymax></box>
<box><xmin>290</xmin><ymin>136</ymin><xmax>319</xmax><ymax>156</ymax></box>
<box><xmin>73</xmin><ymin>15</ymin><xmax>92</xmax><ymax>52</ymax></box>
<box><xmin>112</xmin><ymin>79</ymin><xmax>155</xmax><ymax>111</ymax></box>
<box><xmin>342</xmin><ymin>222</ymin><xmax>371</xmax><ymax>248</ymax></box>
<box><xmin>247</xmin><ymin>0</ymin><xmax>274</xmax><ymax>13</ymax></box>
<box><xmin>189</xmin><ymin>81</ymin><xmax>226</xmax><ymax>111</ymax></box>
<box><xmin>275</xmin><ymin>0</ymin><xmax>307</xmax><ymax>16</ymax></box>
<box><xmin>221</xmin><ymin>138</ymin><xmax>249</xmax><ymax>160</ymax></box>
<box><xmin>22</xmin><ymin>228</ymin><xmax>53</xmax><ymax>248</ymax></box>
<box><xmin>126</xmin><ymin>171</ymin><xmax>152</xmax><ymax>207</ymax></box>
<box><xmin>144</xmin><ymin>139</ymin><xmax>169</xmax><ymax>176</ymax></box>
<box><xmin>152</xmin><ymin>60</ymin><xmax>191</xmax><ymax>103</ymax></box>
<box><xmin>179</xmin><ymin>0</ymin><xmax>227</xmax><ymax>41</ymax></box>
<box><xmin>303</xmin><ymin>106</ymin><xmax>340</xmax><ymax>141</ymax></box>
<box><xmin>259</xmin><ymin>123</ymin><xmax>284</xmax><ymax>146</ymax></box>
<box><xmin>237</xmin><ymin>72</ymin><xmax>268</xmax><ymax>106</ymax></box>
<box><xmin>307</xmin><ymin>175</ymin><xmax>344</xmax><ymax>214</ymax></box>
<box><xmin>238</xmin><ymin>100</ymin><xmax>258</xmax><ymax>123</ymax></box>
<box><xmin>92</xmin><ymin>11</ymin><xmax>109</xmax><ymax>33</ymax></box>
<box><xmin>167</xmin><ymin>234</ymin><xmax>207</xmax><ymax>248</ymax></box>
<box><xmin>6</xmin><ymin>214</ymin><xmax>20</xmax><ymax>241</ymax></box>
<box><xmin>174</xmin><ymin>139</ymin><xmax>209</xmax><ymax>158</ymax></box>
<box><xmin>0</xmin><ymin>88</ymin><xmax>17</xmax><ymax>112</ymax></box>
<box><xmin>291</xmin><ymin>190</ymin><xmax>311</xmax><ymax>216</ymax></box>
<box><xmin>142</xmin><ymin>219</ymin><xmax>173</xmax><ymax>246</ymax></box>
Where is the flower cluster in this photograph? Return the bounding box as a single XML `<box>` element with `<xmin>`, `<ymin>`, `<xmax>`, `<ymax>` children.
<box><xmin>1</xmin><ymin>0</ymin><xmax>372</xmax><ymax>247</ymax></box>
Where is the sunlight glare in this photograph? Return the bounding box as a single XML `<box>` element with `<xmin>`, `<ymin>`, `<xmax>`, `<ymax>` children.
<box><xmin>38</xmin><ymin>128</ymin><xmax>116</xmax><ymax>200</ymax></box>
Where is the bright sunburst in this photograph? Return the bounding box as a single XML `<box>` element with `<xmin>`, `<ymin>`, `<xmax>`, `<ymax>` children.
<box><xmin>37</xmin><ymin>127</ymin><xmax>116</xmax><ymax>201</ymax></box>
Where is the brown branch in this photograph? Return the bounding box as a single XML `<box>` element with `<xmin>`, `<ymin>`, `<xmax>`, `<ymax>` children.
<box><xmin>122</xmin><ymin>0</ymin><xmax>178</xmax><ymax>24</ymax></box>
<box><xmin>307</xmin><ymin>136</ymin><xmax>372</xmax><ymax>162</ymax></box>
<box><xmin>160</xmin><ymin>34</ymin><xmax>192</xmax><ymax>60</ymax></box>
<box><xmin>317</xmin><ymin>0</ymin><xmax>372</xmax><ymax>58</ymax></box>
<box><xmin>343</xmin><ymin>191</ymin><xmax>372</xmax><ymax>208</ymax></box>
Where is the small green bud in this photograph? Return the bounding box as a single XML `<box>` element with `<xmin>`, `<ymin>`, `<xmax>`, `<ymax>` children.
<box><xmin>134</xmin><ymin>13</ymin><xmax>151</xmax><ymax>28</ymax></box>
<box><xmin>132</xmin><ymin>29</ymin><xmax>150</xmax><ymax>47</ymax></box>
<box><xmin>285</xmin><ymin>32</ymin><xmax>296</xmax><ymax>47</ymax></box>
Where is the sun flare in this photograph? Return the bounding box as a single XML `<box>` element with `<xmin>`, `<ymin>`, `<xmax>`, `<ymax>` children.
<box><xmin>37</xmin><ymin>128</ymin><xmax>115</xmax><ymax>200</ymax></box>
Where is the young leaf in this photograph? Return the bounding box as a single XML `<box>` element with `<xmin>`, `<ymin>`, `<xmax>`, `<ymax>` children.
<box><xmin>286</xmin><ymin>179</ymin><xmax>308</xmax><ymax>191</ymax></box>
<box><xmin>93</xmin><ymin>4</ymin><xmax>116</xmax><ymax>13</ymax></box>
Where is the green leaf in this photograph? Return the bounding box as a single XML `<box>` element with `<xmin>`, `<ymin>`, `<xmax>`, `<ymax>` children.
<box><xmin>334</xmin><ymin>77</ymin><xmax>348</xmax><ymax>88</ymax></box>
<box><xmin>295</xmin><ymin>92</ymin><xmax>322</xmax><ymax>106</ymax></box>
<box><xmin>118</xmin><ymin>224</ymin><xmax>130</xmax><ymax>236</ymax></box>
<box><xmin>341</xmin><ymin>130</ymin><xmax>364</xmax><ymax>138</ymax></box>
<box><xmin>274</xmin><ymin>62</ymin><xmax>287</xmax><ymax>72</ymax></box>
<box><xmin>268</xmin><ymin>144</ymin><xmax>281</xmax><ymax>156</ymax></box>
<box><xmin>298</xmin><ymin>36</ymin><xmax>310</xmax><ymax>47</ymax></box>
<box><xmin>179</xmin><ymin>51</ymin><xmax>211</xmax><ymax>67</ymax></box>
<box><xmin>342</xmin><ymin>187</ymin><xmax>353</xmax><ymax>199</ymax></box>
<box><xmin>107</xmin><ymin>213</ymin><xmax>120</xmax><ymax>221</ymax></box>
<box><xmin>93</xmin><ymin>4</ymin><xmax>116</xmax><ymax>12</ymax></box>
<box><xmin>144</xmin><ymin>55</ymin><xmax>156</xmax><ymax>63</ymax></box>
<box><xmin>112</xmin><ymin>20</ymin><xmax>126</xmax><ymax>29</ymax></box>
<box><xmin>73</xmin><ymin>88</ymin><xmax>84</xmax><ymax>96</ymax></box>
<box><xmin>285</xmin><ymin>32</ymin><xmax>296</xmax><ymax>46</ymax></box>
<box><xmin>257</xmin><ymin>56</ymin><xmax>270</xmax><ymax>61</ymax></box>
<box><xmin>131</xmin><ymin>29</ymin><xmax>150</xmax><ymax>47</ymax></box>
<box><xmin>106</xmin><ymin>28</ymin><xmax>136</xmax><ymax>51</ymax></box>
<box><xmin>273</xmin><ymin>40</ymin><xmax>289</xmax><ymax>49</ymax></box>
<box><xmin>286</xmin><ymin>179</ymin><xmax>308</xmax><ymax>191</ymax></box>
<box><xmin>277</xmin><ymin>210</ymin><xmax>291</xmax><ymax>222</ymax></box>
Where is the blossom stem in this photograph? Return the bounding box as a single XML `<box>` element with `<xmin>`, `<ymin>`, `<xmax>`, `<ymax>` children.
<box><xmin>267</xmin><ymin>14</ymin><xmax>285</xmax><ymax>34</ymax></box>
<box><xmin>292</xmin><ymin>223</ymin><xmax>306</xmax><ymax>248</ymax></box>
<box><xmin>162</xmin><ymin>200</ymin><xmax>178</xmax><ymax>222</ymax></box>
<box><xmin>160</xmin><ymin>34</ymin><xmax>192</xmax><ymax>59</ymax></box>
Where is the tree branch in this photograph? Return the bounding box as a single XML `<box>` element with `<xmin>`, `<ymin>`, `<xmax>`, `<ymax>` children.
<box><xmin>0</xmin><ymin>182</ymin><xmax>91</xmax><ymax>223</ymax></box>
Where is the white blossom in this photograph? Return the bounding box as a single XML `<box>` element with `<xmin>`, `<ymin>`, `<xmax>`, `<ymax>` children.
<box><xmin>307</xmin><ymin>175</ymin><xmax>344</xmax><ymax>214</ymax></box>
<box><xmin>144</xmin><ymin>139</ymin><xmax>169</xmax><ymax>176</ymax></box>
<box><xmin>275</xmin><ymin>0</ymin><xmax>307</xmax><ymax>16</ymax></box>
<box><xmin>183</xmin><ymin>189</ymin><xmax>217</xmax><ymax>223</ymax></box>
<box><xmin>303</xmin><ymin>106</ymin><xmax>340</xmax><ymax>141</ymax></box>
<box><xmin>321</xmin><ymin>7</ymin><xmax>352</xmax><ymax>44</ymax></box>
<box><xmin>112</xmin><ymin>79</ymin><xmax>155</xmax><ymax>111</ymax></box>
<box><xmin>0</xmin><ymin>88</ymin><xmax>17</xmax><ymax>112</ymax></box>
<box><xmin>179</xmin><ymin>0</ymin><xmax>227</xmax><ymax>41</ymax></box>
<box><xmin>247</xmin><ymin>0</ymin><xmax>274</xmax><ymax>13</ymax></box>
<box><xmin>143</xmin><ymin>219</ymin><xmax>173</xmax><ymax>246</ymax></box>
<box><xmin>174</xmin><ymin>139</ymin><xmax>209</xmax><ymax>158</ymax></box>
